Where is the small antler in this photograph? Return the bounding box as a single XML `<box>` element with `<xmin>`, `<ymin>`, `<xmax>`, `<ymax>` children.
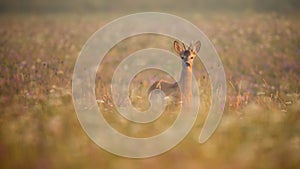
<box><xmin>182</xmin><ymin>42</ymin><xmax>186</xmax><ymax>50</ymax></box>
<box><xmin>188</xmin><ymin>42</ymin><xmax>193</xmax><ymax>50</ymax></box>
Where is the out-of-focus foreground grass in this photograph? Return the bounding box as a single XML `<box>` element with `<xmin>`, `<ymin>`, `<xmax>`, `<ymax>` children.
<box><xmin>0</xmin><ymin>12</ymin><xmax>299</xmax><ymax>169</ymax></box>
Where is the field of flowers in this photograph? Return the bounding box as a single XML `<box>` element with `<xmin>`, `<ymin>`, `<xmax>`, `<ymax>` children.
<box><xmin>0</xmin><ymin>12</ymin><xmax>299</xmax><ymax>169</ymax></box>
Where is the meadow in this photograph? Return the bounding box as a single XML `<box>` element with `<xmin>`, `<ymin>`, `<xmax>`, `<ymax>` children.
<box><xmin>0</xmin><ymin>12</ymin><xmax>299</xmax><ymax>169</ymax></box>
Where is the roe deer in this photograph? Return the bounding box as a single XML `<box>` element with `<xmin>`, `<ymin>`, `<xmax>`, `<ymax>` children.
<box><xmin>148</xmin><ymin>40</ymin><xmax>201</xmax><ymax>104</ymax></box>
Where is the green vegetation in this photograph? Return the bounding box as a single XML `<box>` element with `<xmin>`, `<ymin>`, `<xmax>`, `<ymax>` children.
<box><xmin>0</xmin><ymin>11</ymin><xmax>299</xmax><ymax>169</ymax></box>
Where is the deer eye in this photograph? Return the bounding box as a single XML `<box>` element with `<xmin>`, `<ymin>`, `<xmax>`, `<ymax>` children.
<box><xmin>190</xmin><ymin>56</ymin><xmax>194</xmax><ymax>59</ymax></box>
<box><xmin>181</xmin><ymin>56</ymin><xmax>184</xmax><ymax>59</ymax></box>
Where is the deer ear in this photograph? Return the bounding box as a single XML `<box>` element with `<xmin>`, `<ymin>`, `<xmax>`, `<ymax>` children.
<box><xmin>174</xmin><ymin>41</ymin><xmax>185</xmax><ymax>54</ymax></box>
<box><xmin>193</xmin><ymin>41</ymin><xmax>201</xmax><ymax>53</ymax></box>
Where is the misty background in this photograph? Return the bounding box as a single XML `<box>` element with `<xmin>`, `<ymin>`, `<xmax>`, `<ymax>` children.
<box><xmin>0</xmin><ymin>0</ymin><xmax>299</xmax><ymax>13</ymax></box>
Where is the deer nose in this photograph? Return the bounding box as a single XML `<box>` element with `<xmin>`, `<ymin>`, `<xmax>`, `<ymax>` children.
<box><xmin>185</xmin><ymin>62</ymin><xmax>191</xmax><ymax>67</ymax></box>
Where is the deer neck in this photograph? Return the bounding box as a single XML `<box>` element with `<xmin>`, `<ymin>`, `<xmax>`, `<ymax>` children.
<box><xmin>178</xmin><ymin>65</ymin><xmax>193</xmax><ymax>99</ymax></box>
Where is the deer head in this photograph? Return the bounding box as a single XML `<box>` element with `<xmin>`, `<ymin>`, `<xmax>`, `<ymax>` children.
<box><xmin>174</xmin><ymin>40</ymin><xmax>201</xmax><ymax>69</ymax></box>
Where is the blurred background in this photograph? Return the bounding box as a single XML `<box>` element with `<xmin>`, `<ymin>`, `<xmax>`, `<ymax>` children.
<box><xmin>0</xmin><ymin>0</ymin><xmax>300</xmax><ymax>13</ymax></box>
<box><xmin>0</xmin><ymin>0</ymin><xmax>299</xmax><ymax>169</ymax></box>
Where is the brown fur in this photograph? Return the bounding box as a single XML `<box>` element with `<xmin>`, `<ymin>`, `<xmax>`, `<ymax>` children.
<box><xmin>148</xmin><ymin>40</ymin><xmax>201</xmax><ymax>104</ymax></box>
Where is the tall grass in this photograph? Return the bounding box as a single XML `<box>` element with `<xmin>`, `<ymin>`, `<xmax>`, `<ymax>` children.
<box><xmin>0</xmin><ymin>12</ymin><xmax>299</xmax><ymax>169</ymax></box>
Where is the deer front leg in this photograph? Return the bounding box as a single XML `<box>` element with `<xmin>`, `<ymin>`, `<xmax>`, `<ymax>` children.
<box><xmin>148</xmin><ymin>80</ymin><xmax>163</xmax><ymax>95</ymax></box>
